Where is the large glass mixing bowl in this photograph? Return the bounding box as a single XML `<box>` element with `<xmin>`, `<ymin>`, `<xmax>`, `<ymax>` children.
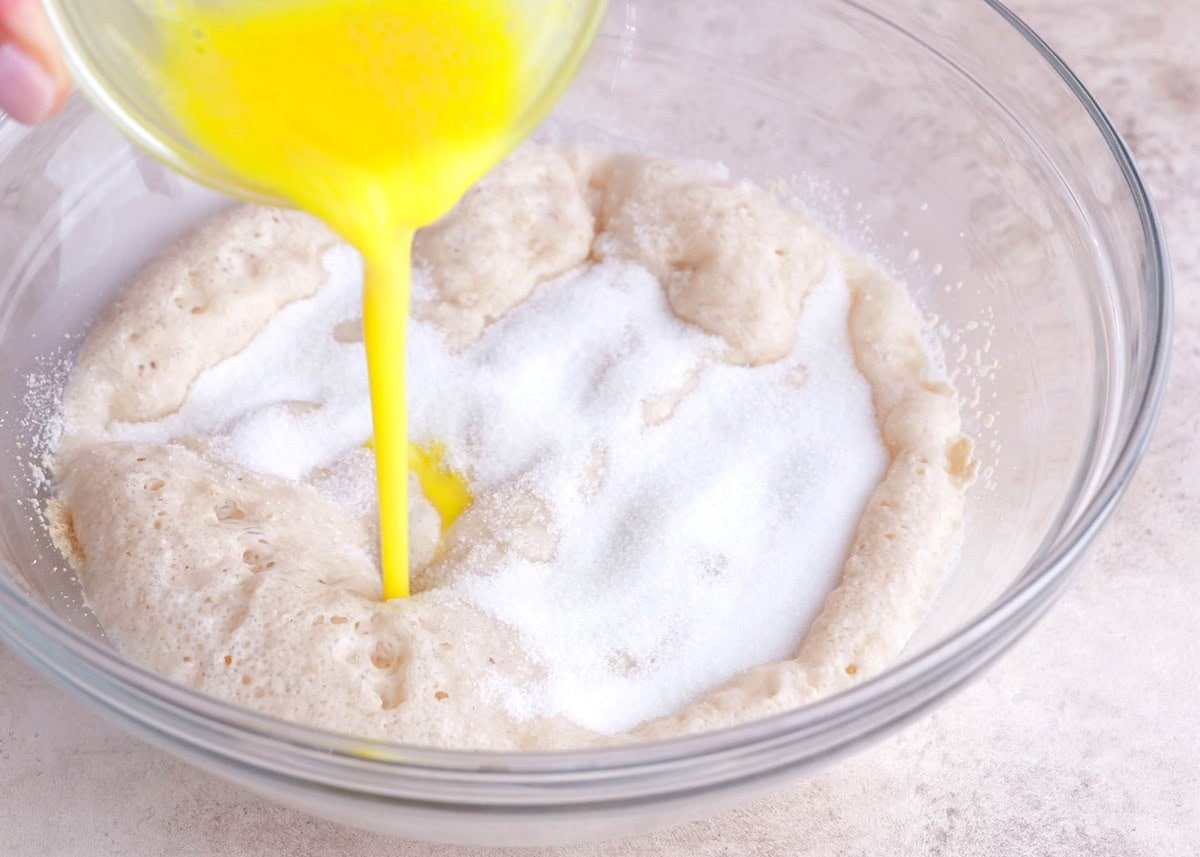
<box><xmin>0</xmin><ymin>0</ymin><xmax>1169</xmax><ymax>846</ymax></box>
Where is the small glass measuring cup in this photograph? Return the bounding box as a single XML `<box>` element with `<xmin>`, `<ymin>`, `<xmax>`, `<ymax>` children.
<box><xmin>41</xmin><ymin>0</ymin><xmax>607</xmax><ymax>202</ymax></box>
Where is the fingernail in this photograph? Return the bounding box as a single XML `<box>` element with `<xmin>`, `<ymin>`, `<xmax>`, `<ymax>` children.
<box><xmin>0</xmin><ymin>42</ymin><xmax>57</xmax><ymax>124</ymax></box>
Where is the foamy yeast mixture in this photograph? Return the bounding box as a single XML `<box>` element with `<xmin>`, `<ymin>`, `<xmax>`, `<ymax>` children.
<box><xmin>48</xmin><ymin>148</ymin><xmax>976</xmax><ymax>749</ymax></box>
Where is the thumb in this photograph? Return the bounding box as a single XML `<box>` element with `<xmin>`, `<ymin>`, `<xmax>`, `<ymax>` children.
<box><xmin>0</xmin><ymin>0</ymin><xmax>71</xmax><ymax>124</ymax></box>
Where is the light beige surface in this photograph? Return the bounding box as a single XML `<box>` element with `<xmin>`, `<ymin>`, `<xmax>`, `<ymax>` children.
<box><xmin>1</xmin><ymin>0</ymin><xmax>1198</xmax><ymax>853</ymax></box>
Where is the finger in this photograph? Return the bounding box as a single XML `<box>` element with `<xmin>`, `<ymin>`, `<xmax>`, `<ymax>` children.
<box><xmin>0</xmin><ymin>0</ymin><xmax>71</xmax><ymax>123</ymax></box>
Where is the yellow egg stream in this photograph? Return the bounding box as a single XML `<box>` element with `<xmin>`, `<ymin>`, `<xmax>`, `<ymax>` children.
<box><xmin>155</xmin><ymin>0</ymin><xmax>530</xmax><ymax>599</ymax></box>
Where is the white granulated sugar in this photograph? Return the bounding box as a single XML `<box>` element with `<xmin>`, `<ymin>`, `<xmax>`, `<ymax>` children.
<box><xmin>310</xmin><ymin>446</ymin><xmax>380</xmax><ymax>519</ymax></box>
<box><xmin>111</xmin><ymin>246</ymin><xmax>372</xmax><ymax>479</ymax></box>
<box><xmin>115</xmin><ymin>249</ymin><xmax>886</xmax><ymax>735</ymax></box>
<box><xmin>411</xmin><ymin>263</ymin><xmax>887</xmax><ymax>732</ymax></box>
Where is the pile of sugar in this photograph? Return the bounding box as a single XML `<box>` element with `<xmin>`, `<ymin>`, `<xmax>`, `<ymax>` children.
<box><xmin>113</xmin><ymin>250</ymin><xmax>887</xmax><ymax>734</ymax></box>
<box><xmin>112</xmin><ymin>245</ymin><xmax>372</xmax><ymax>479</ymax></box>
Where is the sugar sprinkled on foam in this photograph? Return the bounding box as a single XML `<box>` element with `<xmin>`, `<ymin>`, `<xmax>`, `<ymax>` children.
<box><xmin>412</xmin><ymin>262</ymin><xmax>887</xmax><ymax>731</ymax></box>
<box><xmin>112</xmin><ymin>246</ymin><xmax>372</xmax><ymax>478</ymax></box>
<box><xmin>118</xmin><ymin>249</ymin><xmax>887</xmax><ymax>734</ymax></box>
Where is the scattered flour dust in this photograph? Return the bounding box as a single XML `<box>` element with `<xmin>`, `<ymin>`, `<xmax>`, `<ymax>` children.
<box><xmin>47</xmin><ymin>147</ymin><xmax>974</xmax><ymax>749</ymax></box>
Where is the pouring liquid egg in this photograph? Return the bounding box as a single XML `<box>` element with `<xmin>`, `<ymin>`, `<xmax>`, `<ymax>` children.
<box><xmin>154</xmin><ymin>0</ymin><xmax>533</xmax><ymax>598</ymax></box>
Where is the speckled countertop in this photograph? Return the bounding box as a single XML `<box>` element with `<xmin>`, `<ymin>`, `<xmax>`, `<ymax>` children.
<box><xmin>2</xmin><ymin>1</ymin><xmax>1198</xmax><ymax>854</ymax></box>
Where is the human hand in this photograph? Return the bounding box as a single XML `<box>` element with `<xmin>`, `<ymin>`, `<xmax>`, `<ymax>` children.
<box><xmin>0</xmin><ymin>0</ymin><xmax>69</xmax><ymax>124</ymax></box>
